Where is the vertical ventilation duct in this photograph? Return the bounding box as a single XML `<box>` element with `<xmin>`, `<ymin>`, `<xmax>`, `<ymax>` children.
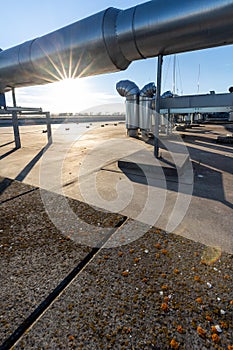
<box><xmin>139</xmin><ymin>82</ymin><xmax>156</xmax><ymax>135</ymax></box>
<box><xmin>116</xmin><ymin>80</ymin><xmax>140</xmax><ymax>137</ymax></box>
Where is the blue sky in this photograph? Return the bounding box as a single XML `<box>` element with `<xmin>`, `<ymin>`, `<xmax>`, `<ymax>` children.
<box><xmin>2</xmin><ymin>0</ymin><xmax>233</xmax><ymax>113</ymax></box>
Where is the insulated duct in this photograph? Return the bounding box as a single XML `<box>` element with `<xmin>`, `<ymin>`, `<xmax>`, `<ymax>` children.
<box><xmin>139</xmin><ymin>83</ymin><xmax>156</xmax><ymax>133</ymax></box>
<box><xmin>1</xmin><ymin>0</ymin><xmax>233</xmax><ymax>92</ymax></box>
<box><xmin>116</xmin><ymin>80</ymin><xmax>139</xmax><ymax>136</ymax></box>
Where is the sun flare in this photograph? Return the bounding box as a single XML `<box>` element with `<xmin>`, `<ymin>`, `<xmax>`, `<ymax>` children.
<box><xmin>51</xmin><ymin>78</ymin><xmax>90</xmax><ymax>113</ymax></box>
<box><xmin>56</xmin><ymin>78</ymin><xmax>86</xmax><ymax>95</ymax></box>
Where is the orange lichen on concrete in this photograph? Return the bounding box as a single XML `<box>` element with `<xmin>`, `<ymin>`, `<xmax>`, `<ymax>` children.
<box><xmin>161</xmin><ymin>303</ymin><xmax>169</xmax><ymax>312</ymax></box>
<box><xmin>196</xmin><ymin>297</ymin><xmax>203</xmax><ymax>304</ymax></box>
<box><xmin>197</xmin><ymin>326</ymin><xmax>207</xmax><ymax>338</ymax></box>
<box><xmin>177</xmin><ymin>325</ymin><xmax>184</xmax><ymax>334</ymax></box>
<box><xmin>194</xmin><ymin>275</ymin><xmax>201</xmax><ymax>282</ymax></box>
<box><xmin>155</xmin><ymin>243</ymin><xmax>161</xmax><ymax>249</ymax></box>
<box><xmin>170</xmin><ymin>339</ymin><xmax>179</xmax><ymax>349</ymax></box>
<box><xmin>161</xmin><ymin>285</ymin><xmax>168</xmax><ymax>290</ymax></box>
<box><xmin>220</xmin><ymin>321</ymin><xmax>228</xmax><ymax>329</ymax></box>
<box><xmin>211</xmin><ymin>326</ymin><xmax>218</xmax><ymax>333</ymax></box>
<box><xmin>121</xmin><ymin>270</ymin><xmax>129</xmax><ymax>277</ymax></box>
<box><xmin>206</xmin><ymin>315</ymin><xmax>212</xmax><ymax>322</ymax></box>
<box><xmin>211</xmin><ymin>333</ymin><xmax>220</xmax><ymax>343</ymax></box>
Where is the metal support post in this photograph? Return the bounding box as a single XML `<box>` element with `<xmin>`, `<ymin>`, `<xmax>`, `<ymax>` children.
<box><xmin>167</xmin><ymin>109</ymin><xmax>170</xmax><ymax>136</ymax></box>
<box><xmin>11</xmin><ymin>88</ymin><xmax>21</xmax><ymax>149</ymax></box>
<box><xmin>12</xmin><ymin>87</ymin><xmax>17</xmax><ymax>107</ymax></box>
<box><xmin>191</xmin><ymin>113</ymin><xmax>194</xmax><ymax>124</ymax></box>
<box><xmin>12</xmin><ymin>111</ymin><xmax>21</xmax><ymax>149</ymax></box>
<box><xmin>154</xmin><ymin>54</ymin><xmax>163</xmax><ymax>158</ymax></box>
<box><xmin>45</xmin><ymin>112</ymin><xmax>52</xmax><ymax>144</ymax></box>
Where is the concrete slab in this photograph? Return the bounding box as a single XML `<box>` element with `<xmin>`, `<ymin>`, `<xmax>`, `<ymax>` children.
<box><xmin>0</xmin><ymin>122</ymin><xmax>233</xmax><ymax>349</ymax></box>
<box><xmin>60</xmin><ymin>126</ymin><xmax>232</xmax><ymax>253</ymax></box>
<box><xmin>0</xmin><ymin>123</ymin><xmax>98</xmax><ymax>185</ymax></box>
<box><xmin>1</xmin><ymin>123</ymin><xmax>233</xmax><ymax>254</ymax></box>
<box><xmin>0</xmin><ymin>176</ymin><xmax>36</xmax><ymax>203</ymax></box>
<box><xmin>118</xmin><ymin>148</ymin><xmax>190</xmax><ymax>178</ymax></box>
<box><xmin>0</xmin><ymin>180</ymin><xmax>123</xmax><ymax>342</ymax></box>
<box><xmin>14</xmin><ymin>225</ymin><xmax>233</xmax><ymax>349</ymax></box>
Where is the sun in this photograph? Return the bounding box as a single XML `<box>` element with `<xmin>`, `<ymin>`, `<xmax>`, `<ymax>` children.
<box><xmin>50</xmin><ymin>77</ymin><xmax>90</xmax><ymax>113</ymax></box>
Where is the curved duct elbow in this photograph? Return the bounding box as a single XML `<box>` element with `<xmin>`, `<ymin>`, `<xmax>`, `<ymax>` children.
<box><xmin>162</xmin><ymin>91</ymin><xmax>174</xmax><ymax>98</ymax></box>
<box><xmin>116</xmin><ymin>80</ymin><xmax>140</xmax><ymax>97</ymax></box>
<box><xmin>140</xmin><ymin>82</ymin><xmax>156</xmax><ymax>97</ymax></box>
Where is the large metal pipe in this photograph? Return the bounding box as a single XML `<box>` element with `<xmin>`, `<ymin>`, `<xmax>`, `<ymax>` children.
<box><xmin>1</xmin><ymin>0</ymin><xmax>233</xmax><ymax>92</ymax></box>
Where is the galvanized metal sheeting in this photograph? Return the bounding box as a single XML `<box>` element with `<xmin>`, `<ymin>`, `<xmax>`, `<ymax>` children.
<box><xmin>140</xmin><ymin>83</ymin><xmax>156</xmax><ymax>97</ymax></box>
<box><xmin>116</xmin><ymin>80</ymin><xmax>140</xmax><ymax>97</ymax></box>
